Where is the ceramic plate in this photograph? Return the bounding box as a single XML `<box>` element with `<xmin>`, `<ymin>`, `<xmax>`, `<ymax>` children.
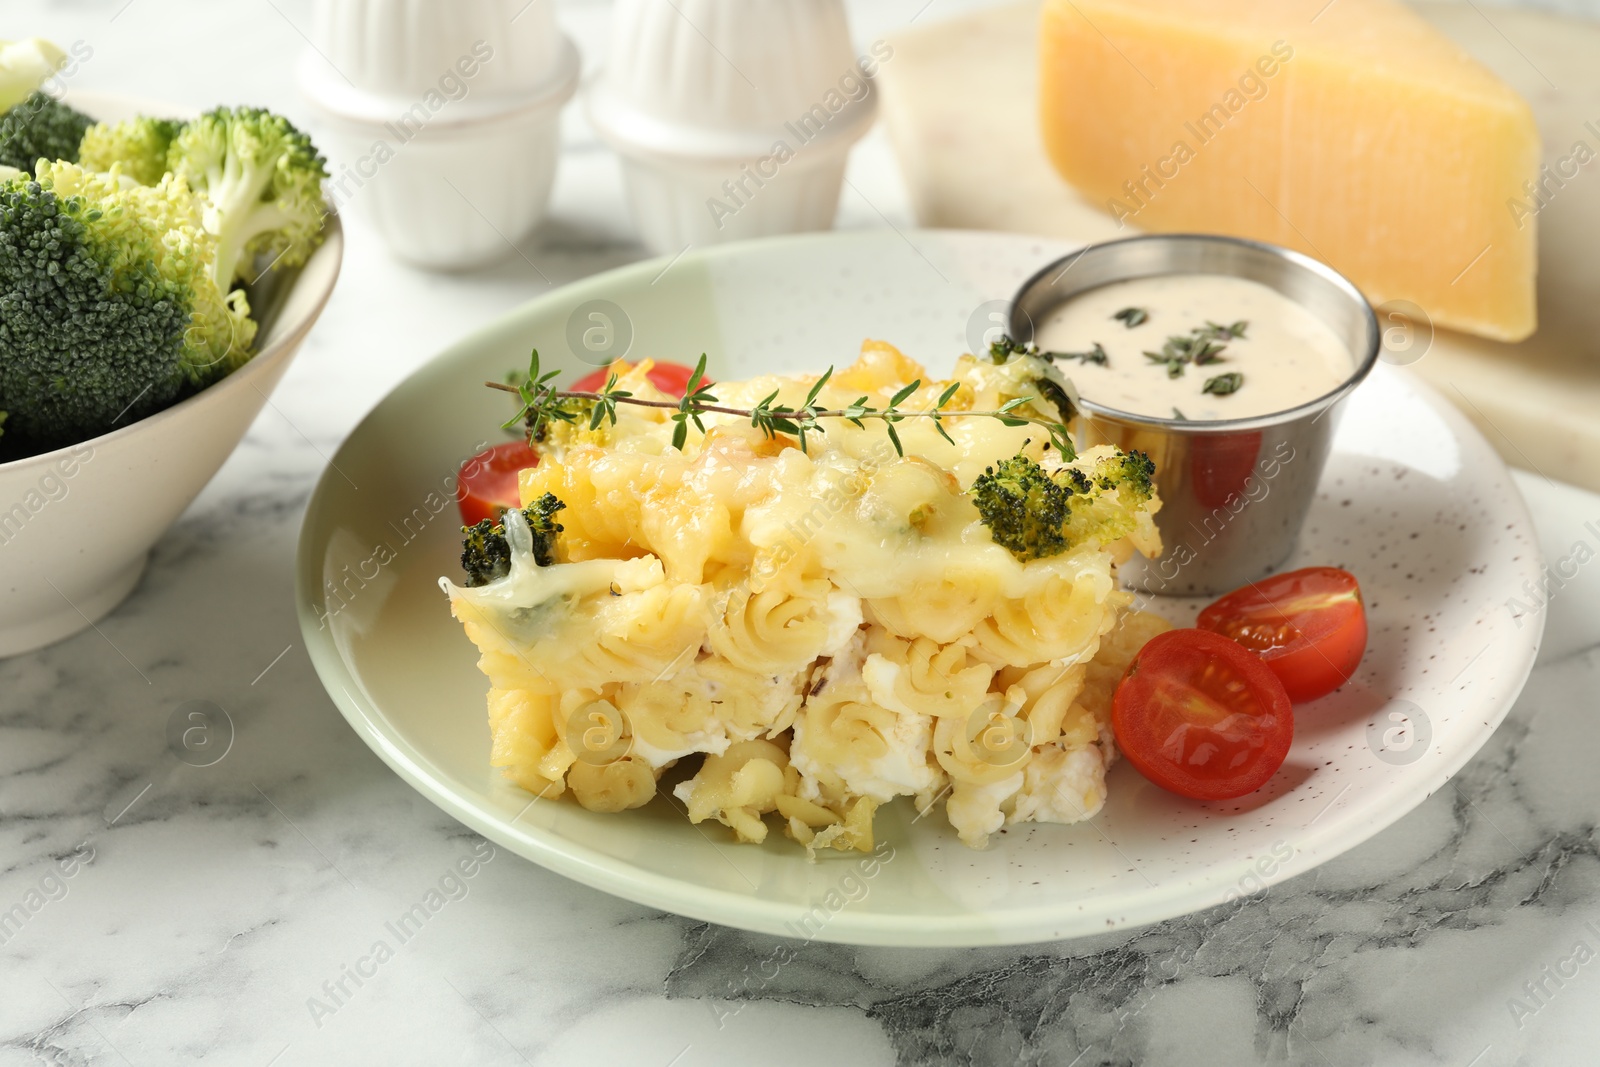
<box><xmin>296</xmin><ymin>230</ymin><xmax>1543</xmax><ymax>946</ymax></box>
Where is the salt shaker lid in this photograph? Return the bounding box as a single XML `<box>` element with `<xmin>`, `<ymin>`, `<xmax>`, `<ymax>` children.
<box><xmin>311</xmin><ymin>0</ymin><xmax>570</xmax><ymax>100</ymax></box>
<box><xmin>588</xmin><ymin>0</ymin><xmax>878</xmax><ymax>163</ymax></box>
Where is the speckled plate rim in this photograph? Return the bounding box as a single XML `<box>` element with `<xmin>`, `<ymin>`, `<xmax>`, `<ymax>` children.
<box><xmin>296</xmin><ymin>229</ymin><xmax>1545</xmax><ymax>947</ymax></box>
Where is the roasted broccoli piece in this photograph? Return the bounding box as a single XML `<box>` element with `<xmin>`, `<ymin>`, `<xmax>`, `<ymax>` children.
<box><xmin>0</xmin><ymin>161</ymin><xmax>256</xmax><ymax>450</ymax></box>
<box><xmin>974</xmin><ymin>335</ymin><xmax>1080</xmax><ymax>456</ymax></box>
<box><xmin>970</xmin><ymin>449</ymin><xmax>1156</xmax><ymax>561</ymax></box>
<box><xmin>460</xmin><ymin>493</ymin><xmax>567</xmax><ymax>586</ymax></box>
<box><xmin>0</xmin><ymin>90</ymin><xmax>92</xmax><ymax>173</ymax></box>
<box><xmin>1063</xmin><ymin>448</ymin><xmax>1155</xmax><ymax>547</ymax></box>
<box><xmin>460</xmin><ymin>520</ymin><xmax>515</xmax><ymax>588</ymax></box>
<box><xmin>79</xmin><ymin>115</ymin><xmax>183</xmax><ymax>186</ymax></box>
<box><xmin>985</xmin><ymin>334</ymin><xmax>1036</xmax><ymax>365</ymax></box>
<box><xmin>167</xmin><ymin>106</ymin><xmax>329</xmax><ymax>288</ymax></box>
<box><xmin>970</xmin><ymin>454</ymin><xmax>1076</xmax><ymax>561</ymax></box>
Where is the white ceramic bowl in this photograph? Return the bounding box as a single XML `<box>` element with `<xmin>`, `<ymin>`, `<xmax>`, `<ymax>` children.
<box><xmin>311</xmin><ymin>0</ymin><xmax>566</xmax><ymax>98</ymax></box>
<box><xmin>588</xmin><ymin>0</ymin><xmax>878</xmax><ymax>254</ymax></box>
<box><xmin>299</xmin><ymin>37</ymin><xmax>579</xmax><ymax>270</ymax></box>
<box><xmin>0</xmin><ymin>92</ymin><xmax>344</xmax><ymax>657</ymax></box>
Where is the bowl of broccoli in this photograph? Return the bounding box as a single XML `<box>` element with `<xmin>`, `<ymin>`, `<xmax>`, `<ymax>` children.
<box><xmin>0</xmin><ymin>78</ymin><xmax>343</xmax><ymax>655</ymax></box>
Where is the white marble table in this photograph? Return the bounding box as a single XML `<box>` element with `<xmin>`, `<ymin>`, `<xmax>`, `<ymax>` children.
<box><xmin>5</xmin><ymin>1</ymin><xmax>1600</xmax><ymax>1064</ymax></box>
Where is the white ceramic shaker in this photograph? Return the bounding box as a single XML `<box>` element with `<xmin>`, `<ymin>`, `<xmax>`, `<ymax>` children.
<box><xmin>299</xmin><ymin>0</ymin><xmax>579</xmax><ymax>269</ymax></box>
<box><xmin>588</xmin><ymin>0</ymin><xmax>881</xmax><ymax>255</ymax></box>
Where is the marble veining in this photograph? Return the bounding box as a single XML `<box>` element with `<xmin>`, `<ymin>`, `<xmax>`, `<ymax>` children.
<box><xmin>659</xmin><ymin>645</ymin><xmax>1600</xmax><ymax>1066</ymax></box>
<box><xmin>3</xmin><ymin>1</ymin><xmax>1600</xmax><ymax>1065</ymax></box>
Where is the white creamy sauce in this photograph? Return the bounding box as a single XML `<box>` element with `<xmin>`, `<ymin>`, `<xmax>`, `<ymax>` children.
<box><xmin>1033</xmin><ymin>274</ymin><xmax>1353</xmax><ymax>420</ymax></box>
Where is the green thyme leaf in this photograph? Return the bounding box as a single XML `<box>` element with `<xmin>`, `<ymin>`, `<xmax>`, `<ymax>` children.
<box><xmin>889</xmin><ymin>379</ymin><xmax>922</xmax><ymax>407</ymax></box>
<box><xmin>1047</xmin><ymin>342</ymin><xmax>1109</xmax><ymax>366</ymax></box>
<box><xmin>1200</xmin><ymin>320</ymin><xmax>1249</xmax><ymax>340</ymax></box>
<box><xmin>804</xmin><ymin>366</ymin><xmax>833</xmax><ymax>407</ymax></box>
<box><xmin>1202</xmin><ymin>372</ymin><xmax>1244</xmax><ymax>396</ymax></box>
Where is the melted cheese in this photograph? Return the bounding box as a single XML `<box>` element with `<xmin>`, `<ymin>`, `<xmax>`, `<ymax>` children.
<box><xmin>442</xmin><ymin>346</ymin><xmax>1167</xmax><ymax>850</ymax></box>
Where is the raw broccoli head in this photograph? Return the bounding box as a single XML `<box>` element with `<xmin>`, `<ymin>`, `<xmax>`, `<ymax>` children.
<box><xmin>79</xmin><ymin>116</ymin><xmax>184</xmax><ymax>186</ymax></box>
<box><xmin>167</xmin><ymin>106</ymin><xmax>329</xmax><ymax>288</ymax></box>
<box><xmin>970</xmin><ymin>449</ymin><xmax>1156</xmax><ymax>561</ymax></box>
<box><xmin>460</xmin><ymin>493</ymin><xmax>567</xmax><ymax>586</ymax></box>
<box><xmin>0</xmin><ymin>161</ymin><xmax>256</xmax><ymax>451</ymax></box>
<box><xmin>0</xmin><ymin>90</ymin><xmax>92</xmax><ymax>173</ymax></box>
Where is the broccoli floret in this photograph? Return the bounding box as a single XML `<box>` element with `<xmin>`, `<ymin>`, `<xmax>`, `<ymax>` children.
<box><xmin>0</xmin><ymin>91</ymin><xmax>92</xmax><ymax>173</ymax></box>
<box><xmin>970</xmin><ymin>449</ymin><xmax>1156</xmax><ymax>561</ymax></box>
<box><xmin>460</xmin><ymin>520</ymin><xmax>514</xmax><ymax>588</ymax></box>
<box><xmin>79</xmin><ymin>116</ymin><xmax>183</xmax><ymax>186</ymax></box>
<box><xmin>983</xmin><ymin>334</ymin><xmax>1082</xmax><ymax>417</ymax></box>
<box><xmin>985</xmin><ymin>334</ymin><xmax>1035</xmax><ymax>365</ymax></box>
<box><xmin>0</xmin><ymin>161</ymin><xmax>256</xmax><ymax>450</ymax></box>
<box><xmin>460</xmin><ymin>493</ymin><xmax>567</xmax><ymax>586</ymax></box>
<box><xmin>1091</xmin><ymin>449</ymin><xmax>1156</xmax><ymax>494</ymax></box>
<box><xmin>971</xmin><ymin>454</ymin><xmax>1075</xmax><ymax>560</ymax></box>
<box><xmin>1062</xmin><ymin>449</ymin><xmax>1155</xmax><ymax>548</ymax></box>
<box><xmin>167</xmin><ymin>106</ymin><xmax>329</xmax><ymax>288</ymax></box>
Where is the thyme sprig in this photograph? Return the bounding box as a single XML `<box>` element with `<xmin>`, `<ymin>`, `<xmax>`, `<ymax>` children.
<box><xmin>1142</xmin><ymin>319</ymin><xmax>1248</xmax><ymax>379</ymax></box>
<box><xmin>489</xmin><ymin>349</ymin><xmax>1078</xmax><ymax>459</ymax></box>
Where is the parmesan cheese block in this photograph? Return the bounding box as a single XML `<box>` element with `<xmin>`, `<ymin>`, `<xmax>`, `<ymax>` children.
<box><xmin>1038</xmin><ymin>0</ymin><xmax>1541</xmax><ymax>342</ymax></box>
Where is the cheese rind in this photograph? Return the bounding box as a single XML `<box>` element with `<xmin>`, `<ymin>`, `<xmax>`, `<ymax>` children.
<box><xmin>1039</xmin><ymin>0</ymin><xmax>1540</xmax><ymax>341</ymax></box>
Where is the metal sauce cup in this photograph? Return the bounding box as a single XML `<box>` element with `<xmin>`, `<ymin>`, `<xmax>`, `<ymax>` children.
<box><xmin>1009</xmin><ymin>234</ymin><xmax>1381</xmax><ymax>597</ymax></box>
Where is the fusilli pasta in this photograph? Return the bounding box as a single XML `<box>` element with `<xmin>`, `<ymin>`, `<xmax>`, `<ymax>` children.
<box><xmin>445</xmin><ymin>343</ymin><xmax>1166</xmax><ymax>850</ymax></box>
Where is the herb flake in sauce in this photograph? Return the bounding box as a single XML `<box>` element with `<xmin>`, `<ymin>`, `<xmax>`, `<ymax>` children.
<box><xmin>1203</xmin><ymin>372</ymin><xmax>1245</xmax><ymax>396</ymax></box>
<box><xmin>1201</xmin><ymin>320</ymin><xmax>1249</xmax><ymax>341</ymax></box>
<box><xmin>1046</xmin><ymin>341</ymin><xmax>1109</xmax><ymax>366</ymax></box>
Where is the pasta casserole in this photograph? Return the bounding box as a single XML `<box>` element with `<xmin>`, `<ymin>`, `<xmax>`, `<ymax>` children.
<box><xmin>442</xmin><ymin>340</ymin><xmax>1168</xmax><ymax>851</ymax></box>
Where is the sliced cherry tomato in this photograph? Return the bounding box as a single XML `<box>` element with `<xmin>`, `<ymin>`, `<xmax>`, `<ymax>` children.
<box><xmin>1112</xmin><ymin>629</ymin><xmax>1294</xmax><ymax>801</ymax></box>
<box><xmin>570</xmin><ymin>359</ymin><xmax>703</xmax><ymax>398</ymax></box>
<box><xmin>1197</xmin><ymin>567</ymin><xmax>1367</xmax><ymax>703</ymax></box>
<box><xmin>456</xmin><ymin>440</ymin><xmax>541</xmax><ymax>526</ymax></box>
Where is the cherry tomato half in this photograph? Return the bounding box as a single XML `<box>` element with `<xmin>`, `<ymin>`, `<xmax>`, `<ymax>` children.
<box><xmin>570</xmin><ymin>359</ymin><xmax>703</xmax><ymax>397</ymax></box>
<box><xmin>456</xmin><ymin>439</ymin><xmax>541</xmax><ymax>526</ymax></box>
<box><xmin>1197</xmin><ymin>567</ymin><xmax>1367</xmax><ymax>703</ymax></box>
<box><xmin>1112</xmin><ymin>629</ymin><xmax>1294</xmax><ymax>801</ymax></box>
<box><xmin>457</xmin><ymin>362</ymin><xmax>704</xmax><ymax>526</ymax></box>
